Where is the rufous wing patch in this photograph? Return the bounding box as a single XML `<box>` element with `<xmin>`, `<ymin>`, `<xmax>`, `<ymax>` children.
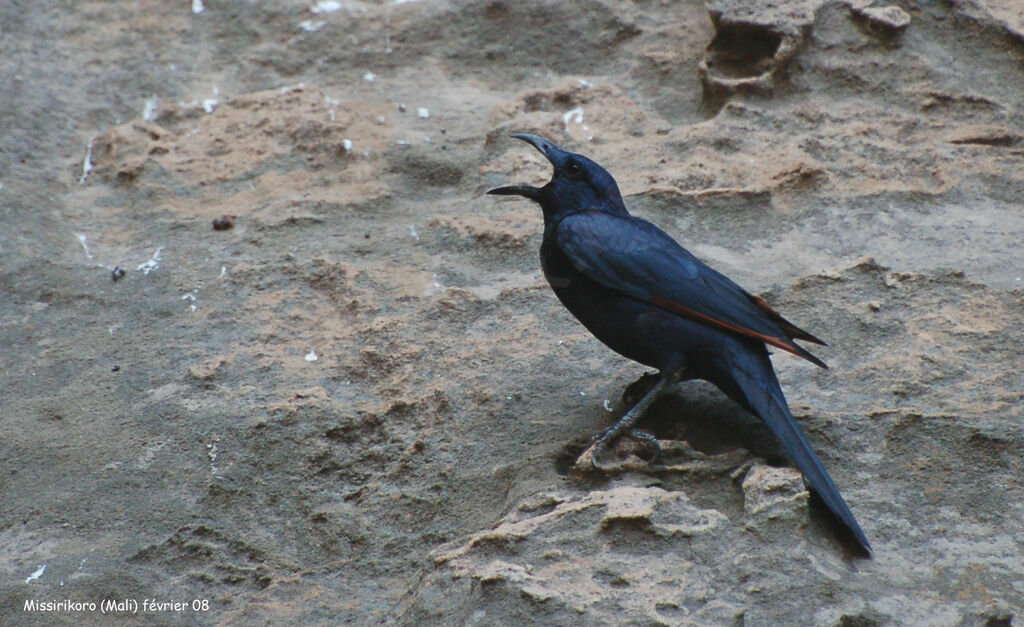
<box><xmin>651</xmin><ymin>295</ymin><xmax>827</xmax><ymax>368</ymax></box>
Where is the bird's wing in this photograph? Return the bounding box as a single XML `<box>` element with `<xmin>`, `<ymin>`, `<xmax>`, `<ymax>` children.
<box><xmin>557</xmin><ymin>211</ymin><xmax>827</xmax><ymax>368</ymax></box>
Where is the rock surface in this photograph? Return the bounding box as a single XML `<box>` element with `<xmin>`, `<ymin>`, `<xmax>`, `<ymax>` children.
<box><xmin>1</xmin><ymin>0</ymin><xmax>1022</xmax><ymax>624</ymax></box>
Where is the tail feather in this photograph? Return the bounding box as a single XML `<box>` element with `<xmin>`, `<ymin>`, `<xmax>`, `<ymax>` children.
<box><xmin>729</xmin><ymin>356</ymin><xmax>871</xmax><ymax>554</ymax></box>
<box><xmin>748</xmin><ymin>294</ymin><xmax>827</xmax><ymax>346</ymax></box>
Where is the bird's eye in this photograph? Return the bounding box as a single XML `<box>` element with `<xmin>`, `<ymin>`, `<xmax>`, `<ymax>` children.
<box><xmin>565</xmin><ymin>160</ymin><xmax>584</xmax><ymax>178</ymax></box>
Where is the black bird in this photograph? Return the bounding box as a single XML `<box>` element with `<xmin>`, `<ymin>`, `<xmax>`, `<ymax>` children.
<box><xmin>488</xmin><ymin>133</ymin><xmax>871</xmax><ymax>554</ymax></box>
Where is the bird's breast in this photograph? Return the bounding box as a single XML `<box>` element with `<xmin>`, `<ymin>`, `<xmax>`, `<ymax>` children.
<box><xmin>540</xmin><ymin>234</ymin><xmax>575</xmax><ymax>290</ymax></box>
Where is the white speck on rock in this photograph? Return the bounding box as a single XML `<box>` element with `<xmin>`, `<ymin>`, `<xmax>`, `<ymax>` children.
<box><xmin>563</xmin><ymin>106</ymin><xmax>594</xmax><ymax>141</ymax></box>
<box><xmin>563</xmin><ymin>107</ymin><xmax>584</xmax><ymax>128</ymax></box>
<box><xmin>25</xmin><ymin>565</ymin><xmax>46</xmax><ymax>584</ymax></box>
<box><xmin>137</xmin><ymin>247</ymin><xmax>164</xmax><ymax>275</ymax></box>
<box><xmin>76</xmin><ymin>233</ymin><xmax>93</xmax><ymax>259</ymax></box>
<box><xmin>79</xmin><ymin>137</ymin><xmax>95</xmax><ymax>185</ymax></box>
<box><xmin>312</xmin><ymin>1</ymin><xmax>342</xmax><ymax>14</ymax></box>
<box><xmin>142</xmin><ymin>95</ymin><xmax>159</xmax><ymax>121</ymax></box>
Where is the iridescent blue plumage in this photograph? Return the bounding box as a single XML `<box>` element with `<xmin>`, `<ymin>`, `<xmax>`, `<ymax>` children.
<box><xmin>489</xmin><ymin>134</ymin><xmax>870</xmax><ymax>555</ymax></box>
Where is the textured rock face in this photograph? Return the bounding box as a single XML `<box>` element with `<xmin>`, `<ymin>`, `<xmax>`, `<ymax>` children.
<box><xmin>1</xmin><ymin>0</ymin><xmax>1022</xmax><ymax>624</ymax></box>
<box><xmin>410</xmin><ymin>485</ymin><xmax>737</xmax><ymax>625</ymax></box>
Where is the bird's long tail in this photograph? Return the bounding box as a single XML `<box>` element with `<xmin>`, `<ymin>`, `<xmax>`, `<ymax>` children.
<box><xmin>725</xmin><ymin>349</ymin><xmax>872</xmax><ymax>554</ymax></box>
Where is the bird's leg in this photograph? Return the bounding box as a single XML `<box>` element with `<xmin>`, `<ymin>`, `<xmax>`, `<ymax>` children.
<box><xmin>621</xmin><ymin>371</ymin><xmax>660</xmax><ymax>407</ymax></box>
<box><xmin>592</xmin><ymin>370</ymin><xmax>680</xmax><ymax>465</ymax></box>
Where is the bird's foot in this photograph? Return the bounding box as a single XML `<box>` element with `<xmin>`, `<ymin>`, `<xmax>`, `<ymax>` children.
<box><xmin>590</xmin><ymin>427</ymin><xmax>664</xmax><ymax>468</ymax></box>
<box><xmin>627</xmin><ymin>429</ymin><xmax>664</xmax><ymax>464</ymax></box>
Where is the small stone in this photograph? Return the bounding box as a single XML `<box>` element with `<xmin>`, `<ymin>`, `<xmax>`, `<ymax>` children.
<box><xmin>212</xmin><ymin>215</ymin><xmax>235</xmax><ymax>230</ymax></box>
<box><xmin>188</xmin><ymin>357</ymin><xmax>227</xmax><ymax>381</ymax></box>
<box><xmin>742</xmin><ymin>464</ymin><xmax>807</xmax><ymax>515</ymax></box>
<box><xmin>854</xmin><ymin>5</ymin><xmax>912</xmax><ymax>32</ymax></box>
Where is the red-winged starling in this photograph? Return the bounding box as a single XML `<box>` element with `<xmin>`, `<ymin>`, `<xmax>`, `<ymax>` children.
<box><xmin>488</xmin><ymin>133</ymin><xmax>871</xmax><ymax>555</ymax></box>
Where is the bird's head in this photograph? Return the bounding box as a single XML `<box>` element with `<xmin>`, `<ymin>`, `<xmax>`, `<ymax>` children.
<box><xmin>487</xmin><ymin>134</ymin><xmax>627</xmax><ymax>221</ymax></box>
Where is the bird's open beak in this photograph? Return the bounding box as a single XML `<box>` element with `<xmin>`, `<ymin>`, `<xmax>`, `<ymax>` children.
<box><xmin>486</xmin><ymin>184</ymin><xmax>540</xmax><ymax>198</ymax></box>
<box><xmin>508</xmin><ymin>133</ymin><xmax>557</xmax><ymax>160</ymax></box>
<box><xmin>486</xmin><ymin>133</ymin><xmax>560</xmax><ymax>200</ymax></box>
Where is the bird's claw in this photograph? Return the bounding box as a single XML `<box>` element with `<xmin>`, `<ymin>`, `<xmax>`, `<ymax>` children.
<box><xmin>591</xmin><ymin>427</ymin><xmax>664</xmax><ymax>466</ymax></box>
<box><xmin>628</xmin><ymin>428</ymin><xmax>664</xmax><ymax>464</ymax></box>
